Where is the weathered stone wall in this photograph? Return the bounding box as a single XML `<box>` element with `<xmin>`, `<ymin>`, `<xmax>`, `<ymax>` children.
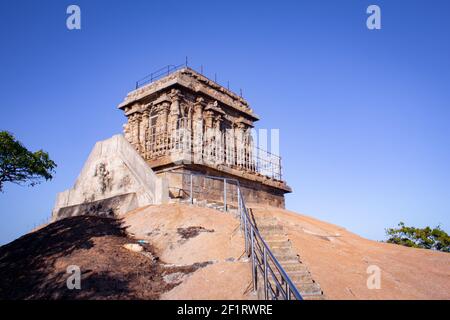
<box><xmin>160</xmin><ymin>167</ymin><xmax>285</xmax><ymax>209</ymax></box>
<box><xmin>56</xmin><ymin>193</ymin><xmax>138</xmax><ymax>220</ymax></box>
<box><xmin>52</xmin><ymin>135</ymin><xmax>168</xmax><ymax>221</ymax></box>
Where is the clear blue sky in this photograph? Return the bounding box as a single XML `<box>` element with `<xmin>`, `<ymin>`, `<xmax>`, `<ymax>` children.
<box><xmin>1</xmin><ymin>0</ymin><xmax>449</xmax><ymax>244</ymax></box>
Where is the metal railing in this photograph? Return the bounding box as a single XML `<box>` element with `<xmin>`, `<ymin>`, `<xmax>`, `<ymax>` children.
<box><xmin>135</xmin><ymin>61</ymin><xmax>187</xmax><ymax>89</ymax></box>
<box><xmin>145</xmin><ymin>117</ymin><xmax>283</xmax><ymax>180</ymax></box>
<box><xmin>133</xmin><ymin>59</ymin><xmax>245</xmax><ymax>98</ymax></box>
<box><xmin>166</xmin><ymin>171</ymin><xmax>302</xmax><ymax>300</ymax></box>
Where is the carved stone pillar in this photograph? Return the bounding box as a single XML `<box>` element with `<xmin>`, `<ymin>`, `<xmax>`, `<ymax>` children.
<box><xmin>129</xmin><ymin>112</ymin><xmax>141</xmax><ymax>152</ymax></box>
<box><xmin>160</xmin><ymin>102</ymin><xmax>170</xmax><ymax>131</ymax></box>
<box><xmin>158</xmin><ymin>102</ymin><xmax>170</xmax><ymax>152</ymax></box>
<box><xmin>235</xmin><ymin>122</ymin><xmax>246</xmax><ymax>168</ymax></box>
<box><xmin>137</xmin><ymin>112</ymin><xmax>144</xmax><ymax>153</ymax></box>
<box><xmin>205</xmin><ymin>110</ymin><xmax>214</xmax><ymax>129</ymax></box>
<box><xmin>225</xmin><ymin>125</ymin><xmax>235</xmax><ymax>166</ymax></box>
<box><xmin>214</xmin><ymin>115</ymin><xmax>223</xmax><ymax>164</ymax></box>
<box><xmin>192</xmin><ymin>97</ymin><xmax>204</xmax><ymax>162</ymax></box>
<box><xmin>193</xmin><ymin>97</ymin><xmax>204</xmax><ymax>122</ymax></box>
<box><xmin>169</xmin><ymin>89</ymin><xmax>181</xmax><ymax>131</ymax></box>
<box><xmin>214</xmin><ymin>115</ymin><xmax>222</xmax><ymax>131</ymax></box>
<box><xmin>141</xmin><ymin>108</ymin><xmax>150</xmax><ymax>158</ymax></box>
<box><xmin>187</xmin><ymin>104</ymin><xmax>193</xmax><ymax>131</ymax></box>
<box><xmin>193</xmin><ymin>98</ymin><xmax>204</xmax><ymax>137</ymax></box>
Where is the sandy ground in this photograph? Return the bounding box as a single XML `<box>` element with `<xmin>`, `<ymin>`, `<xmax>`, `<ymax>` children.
<box><xmin>123</xmin><ymin>204</ymin><xmax>255</xmax><ymax>300</ymax></box>
<box><xmin>251</xmin><ymin>205</ymin><xmax>450</xmax><ymax>300</ymax></box>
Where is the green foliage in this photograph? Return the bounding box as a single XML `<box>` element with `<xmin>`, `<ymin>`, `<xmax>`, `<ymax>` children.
<box><xmin>385</xmin><ymin>222</ymin><xmax>450</xmax><ymax>253</ymax></box>
<box><xmin>0</xmin><ymin>131</ymin><xmax>56</xmax><ymax>192</ymax></box>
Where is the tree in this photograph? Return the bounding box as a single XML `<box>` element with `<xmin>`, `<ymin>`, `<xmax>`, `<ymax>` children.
<box><xmin>385</xmin><ymin>222</ymin><xmax>450</xmax><ymax>253</ymax></box>
<box><xmin>0</xmin><ymin>131</ymin><xmax>56</xmax><ymax>192</ymax></box>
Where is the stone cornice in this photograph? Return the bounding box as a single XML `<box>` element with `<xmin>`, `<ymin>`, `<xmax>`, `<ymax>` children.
<box><xmin>118</xmin><ymin>68</ymin><xmax>259</xmax><ymax>121</ymax></box>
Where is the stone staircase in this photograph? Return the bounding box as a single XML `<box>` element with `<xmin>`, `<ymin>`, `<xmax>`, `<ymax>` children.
<box><xmin>254</xmin><ymin>215</ymin><xmax>326</xmax><ymax>300</ymax></box>
<box><xmin>169</xmin><ymin>196</ymin><xmax>325</xmax><ymax>300</ymax></box>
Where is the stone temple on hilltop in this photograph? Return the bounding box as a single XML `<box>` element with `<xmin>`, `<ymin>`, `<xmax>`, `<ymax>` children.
<box><xmin>52</xmin><ymin>66</ymin><xmax>291</xmax><ymax>220</ymax></box>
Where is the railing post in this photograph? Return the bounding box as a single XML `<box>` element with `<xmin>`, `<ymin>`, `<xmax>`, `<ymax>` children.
<box><xmin>250</xmin><ymin>225</ymin><xmax>256</xmax><ymax>293</ymax></box>
<box><xmin>189</xmin><ymin>174</ymin><xmax>193</xmax><ymax>205</ymax></box>
<box><xmin>263</xmin><ymin>246</ymin><xmax>268</xmax><ymax>300</ymax></box>
<box><xmin>243</xmin><ymin>210</ymin><xmax>249</xmax><ymax>255</ymax></box>
<box><xmin>223</xmin><ymin>178</ymin><xmax>227</xmax><ymax>212</ymax></box>
<box><xmin>237</xmin><ymin>188</ymin><xmax>242</xmax><ymax>229</ymax></box>
<box><xmin>279</xmin><ymin>157</ymin><xmax>282</xmax><ymax>180</ymax></box>
<box><xmin>166</xmin><ymin>170</ymin><xmax>302</xmax><ymax>301</ymax></box>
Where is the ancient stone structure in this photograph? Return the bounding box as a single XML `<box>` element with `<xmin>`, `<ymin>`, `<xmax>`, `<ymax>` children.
<box><xmin>118</xmin><ymin>67</ymin><xmax>291</xmax><ymax>207</ymax></box>
<box><xmin>52</xmin><ymin>135</ymin><xmax>168</xmax><ymax>221</ymax></box>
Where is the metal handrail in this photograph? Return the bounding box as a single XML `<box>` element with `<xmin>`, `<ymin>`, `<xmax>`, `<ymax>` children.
<box><xmin>146</xmin><ymin>116</ymin><xmax>283</xmax><ymax>180</ymax></box>
<box><xmin>166</xmin><ymin>170</ymin><xmax>302</xmax><ymax>300</ymax></box>
<box><xmin>135</xmin><ymin>62</ymin><xmax>187</xmax><ymax>89</ymax></box>
<box><xmin>133</xmin><ymin>59</ymin><xmax>245</xmax><ymax>99</ymax></box>
<box><xmin>239</xmin><ymin>192</ymin><xmax>302</xmax><ymax>300</ymax></box>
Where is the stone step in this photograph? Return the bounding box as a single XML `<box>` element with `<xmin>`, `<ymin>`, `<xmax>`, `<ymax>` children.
<box><xmin>290</xmin><ymin>275</ymin><xmax>315</xmax><ymax>287</ymax></box>
<box><xmin>271</xmin><ymin>246</ymin><xmax>295</xmax><ymax>255</ymax></box>
<box><xmin>266</xmin><ymin>242</ymin><xmax>291</xmax><ymax>250</ymax></box>
<box><xmin>257</xmin><ymin>224</ymin><xmax>283</xmax><ymax>230</ymax></box>
<box><xmin>287</xmin><ymin>269</ymin><xmax>311</xmax><ymax>276</ymax></box>
<box><xmin>269</xmin><ymin>245</ymin><xmax>292</xmax><ymax>252</ymax></box>
<box><xmin>255</xmin><ymin>219</ymin><xmax>278</xmax><ymax>224</ymax></box>
<box><xmin>277</xmin><ymin>262</ymin><xmax>308</xmax><ymax>272</ymax></box>
<box><xmin>266</xmin><ymin>272</ymin><xmax>314</xmax><ymax>287</ymax></box>
<box><xmin>263</xmin><ymin>274</ymin><xmax>321</xmax><ymax>299</ymax></box>
<box><xmin>259</xmin><ymin>232</ymin><xmax>288</xmax><ymax>239</ymax></box>
<box><xmin>297</xmin><ymin>282</ymin><xmax>323</xmax><ymax>296</ymax></box>
<box><xmin>271</xmin><ymin>270</ymin><xmax>310</xmax><ymax>284</ymax></box>
<box><xmin>263</xmin><ymin>242</ymin><xmax>290</xmax><ymax>250</ymax></box>
<box><xmin>272</xmin><ymin>253</ymin><xmax>299</xmax><ymax>262</ymax></box>
<box><xmin>289</xmin><ymin>273</ymin><xmax>314</xmax><ymax>284</ymax></box>
<box><xmin>265</xmin><ymin>237</ymin><xmax>289</xmax><ymax>243</ymax></box>
<box><xmin>265</xmin><ymin>239</ymin><xmax>289</xmax><ymax>246</ymax></box>
<box><xmin>257</xmin><ymin>216</ymin><xmax>277</xmax><ymax>220</ymax></box>
<box><xmin>302</xmin><ymin>294</ymin><xmax>326</xmax><ymax>300</ymax></box>
<box><xmin>263</xmin><ymin>280</ymin><xmax>319</xmax><ymax>296</ymax></box>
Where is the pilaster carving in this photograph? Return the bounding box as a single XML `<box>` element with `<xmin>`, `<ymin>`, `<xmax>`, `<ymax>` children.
<box><xmin>169</xmin><ymin>89</ymin><xmax>181</xmax><ymax>116</ymax></box>
<box><xmin>193</xmin><ymin>97</ymin><xmax>205</xmax><ymax>122</ymax></box>
<box><xmin>141</xmin><ymin>107</ymin><xmax>150</xmax><ymax>157</ymax></box>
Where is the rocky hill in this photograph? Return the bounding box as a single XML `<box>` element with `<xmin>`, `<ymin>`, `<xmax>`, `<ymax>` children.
<box><xmin>0</xmin><ymin>203</ymin><xmax>448</xmax><ymax>300</ymax></box>
<box><xmin>250</xmin><ymin>205</ymin><xmax>450</xmax><ymax>299</ymax></box>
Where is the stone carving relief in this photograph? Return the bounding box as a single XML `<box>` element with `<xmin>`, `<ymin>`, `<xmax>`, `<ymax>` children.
<box><xmin>94</xmin><ymin>162</ymin><xmax>112</xmax><ymax>194</ymax></box>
